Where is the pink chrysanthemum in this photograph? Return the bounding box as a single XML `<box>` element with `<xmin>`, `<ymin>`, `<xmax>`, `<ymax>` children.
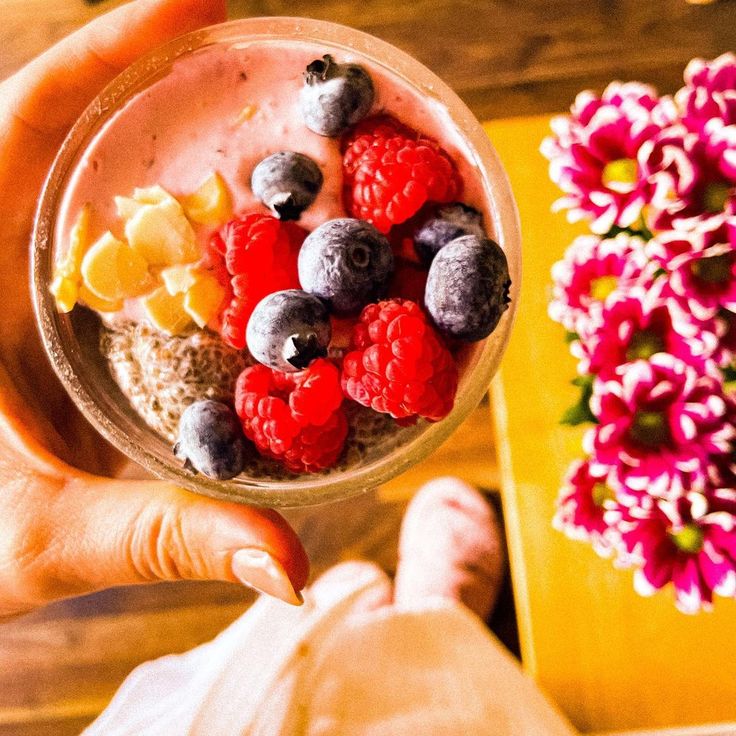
<box><xmin>714</xmin><ymin>309</ymin><xmax>736</xmax><ymax>367</ymax></box>
<box><xmin>541</xmin><ymin>82</ymin><xmax>674</xmax><ymax>234</ymax></box>
<box><xmin>677</xmin><ymin>52</ymin><xmax>736</xmax><ymax>133</ymax></box>
<box><xmin>612</xmin><ymin>490</ymin><xmax>736</xmax><ymax>613</ymax></box>
<box><xmin>639</xmin><ymin>121</ymin><xmax>736</xmax><ymax>232</ymax></box>
<box><xmin>549</xmin><ymin>232</ymin><xmax>649</xmax><ymax>333</ymax></box>
<box><xmin>573</xmin><ymin>285</ymin><xmax>716</xmax><ymax>378</ymax></box>
<box><xmin>586</xmin><ymin>354</ymin><xmax>732</xmax><ymax>499</ymax></box>
<box><xmin>553</xmin><ymin>458</ymin><xmax>619</xmax><ymax>555</ymax></box>
<box><xmin>650</xmin><ymin>219</ymin><xmax>736</xmax><ymax>322</ymax></box>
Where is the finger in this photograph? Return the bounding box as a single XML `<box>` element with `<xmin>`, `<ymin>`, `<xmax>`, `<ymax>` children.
<box><xmin>1</xmin><ymin>0</ymin><xmax>227</xmax><ymax>143</ymax></box>
<box><xmin>7</xmin><ymin>474</ymin><xmax>309</xmax><ymax>614</ymax></box>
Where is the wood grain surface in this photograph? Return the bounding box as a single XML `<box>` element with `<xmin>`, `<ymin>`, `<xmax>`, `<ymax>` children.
<box><xmin>1</xmin><ymin>1</ymin><xmax>735</xmax><ymax>734</ymax></box>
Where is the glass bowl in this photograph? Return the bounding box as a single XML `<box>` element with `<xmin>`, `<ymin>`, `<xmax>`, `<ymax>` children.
<box><xmin>32</xmin><ymin>17</ymin><xmax>521</xmax><ymax>508</ymax></box>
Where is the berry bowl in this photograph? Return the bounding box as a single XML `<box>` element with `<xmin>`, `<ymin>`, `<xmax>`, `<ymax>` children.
<box><xmin>32</xmin><ymin>17</ymin><xmax>520</xmax><ymax>507</ymax></box>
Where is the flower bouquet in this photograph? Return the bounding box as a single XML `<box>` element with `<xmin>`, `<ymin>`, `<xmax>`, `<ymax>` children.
<box><xmin>543</xmin><ymin>53</ymin><xmax>736</xmax><ymax>613</ymax></box>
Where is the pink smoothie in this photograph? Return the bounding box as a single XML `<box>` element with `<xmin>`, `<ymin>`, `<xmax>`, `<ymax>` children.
<box><xmin>55</xmin><ymin>40</ymin><xmax>491</xmax><ymax>277</ymax></box>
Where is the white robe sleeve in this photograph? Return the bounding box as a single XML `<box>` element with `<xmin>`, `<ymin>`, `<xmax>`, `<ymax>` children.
<box><xmin>84</xmin><ymin>562</ymin><xmax>576</xmax><ymax>736</ymax></box>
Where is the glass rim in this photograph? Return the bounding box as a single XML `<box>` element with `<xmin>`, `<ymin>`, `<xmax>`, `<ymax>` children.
<box><xmin>31</xmin><ymin>16</ymin><xmax>521</xmax><ymax>508</ymax></box>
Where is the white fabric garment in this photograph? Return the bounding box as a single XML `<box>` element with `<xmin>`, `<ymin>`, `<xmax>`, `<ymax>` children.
<box><xmin>84</xmin><ymin>562</ymin><xmax>577</xmax><ymax>736</ymax></box>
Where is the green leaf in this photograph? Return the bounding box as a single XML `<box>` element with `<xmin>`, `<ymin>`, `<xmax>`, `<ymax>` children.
<box><xmin>564</xmin><ymin>330</ymin><xmax>580</xmax><ymax>344</ymax></box>
<box><xmin>561</xmin><ymin>374</ymin><xmax>597</xmax><ymax>426</ymax></box>
<box><xmin>722</xmin><ymin>365</ymin><xmax>736</xmax><ymax>383</ymax></box>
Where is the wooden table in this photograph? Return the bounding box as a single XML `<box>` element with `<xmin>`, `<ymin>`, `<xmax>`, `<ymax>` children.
<box><xmin>2</xmin><ymin>1</ymin><xmax>736</xmax><ymax>734</ymax></box>
<box><xmin>488</xmin><ymin>116</ymin><xmax>736</xmax><ymax>735</ymax></box>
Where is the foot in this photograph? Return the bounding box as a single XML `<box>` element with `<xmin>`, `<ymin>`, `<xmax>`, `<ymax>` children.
<box><xmin>393</xmin><ymin>477</ymin><xmax>505</xmax><ymax>620</ymax></box>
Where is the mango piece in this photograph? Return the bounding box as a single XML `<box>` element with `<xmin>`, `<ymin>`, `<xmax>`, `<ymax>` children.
<box><xmin>50</xmin><ymin>204</ymin><xmax>92</xmax><ymax>312</ymax></box>
<box><xmin>116</xmin><ymin>186</ymin><xmax>177</xmax><ymax>221</ymax></box>
<box><xmin>180</xmin><ymin>172</ymin><xmax>233</xmax><ymax>226</ymax></box>
<box><xmin>78</xmin><ymin>285</ymin><xmax>124</xmax><ymax>313</ymax></box>
<box><xmin>124</xmin><ymin>196</ymin><xmax>198</xmax><ymax>266</ymax></box>
<box><xmin>183</xmin><ymin>273</ymin><xmax>226</xmax><ymax>328</ymax></box>
<box><xmin>81</xmin><ymin>231</ymin><xmax>153</xmax><ymax>301</ymax></box>
<box><xmin>143</xmin><ymin>286</ymin><xmax>193</xmax><ymax>334</ymax></box>
<box><xmin>50</xmin><ymin>275</ymin><xmax>79</xmax><ymax>313</ymax></box>
<box><xmin>57</xmin><ymin>203</ymin><xmax>91</xmax><ymax>278</ymax></box>
<box><xmin>161</xmin><ymin>264</ymin><xmax>198</xmax><ymax>295</ymax></box>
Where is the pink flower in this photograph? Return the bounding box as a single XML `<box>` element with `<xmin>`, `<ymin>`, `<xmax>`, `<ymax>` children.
<box><xmin>677</xmin><ymin>53</ymin><xmax>736</xmax><ymax>133</ymax></box>
<box><xmin>714</xmin><ymin>309</ymin><xmax>736</xmax><ymax>367</ymax></box>
<box><xmin>586</xmin><ymin>354</ymin><xmax>732</xmax><ymax>499</ymax></box>
<box><xmin>573</xmin><ymin>285</ymin><xmax>716</xmax><ymax>378</ymax></box>
<box><xmin>613</xmin><ymin>490</ymin><xmax>736</xmax><ymax>613</ymax></box>
<box><xmin>639</xmin><ymin>122</ymin><xmax>736</xmax><ymax>232</ymax></box>
<box><xmin>553</xmin><ymin>459</ymin><xmax>619</xmax><ymax>555</ymax></box>
<box><xmin>650</xmin><ymin>219</ymin><xmax>736</xmax><ymax>321</ymax></box>
<box><xmin>541</xmin><ymin>82</ymin><xmax>674</xmax><ymax>234</ymax></box>
<box><xmin>549</xmin><ymin>233</ymin><xmax>649</xmax><ymax>333</ymax></box>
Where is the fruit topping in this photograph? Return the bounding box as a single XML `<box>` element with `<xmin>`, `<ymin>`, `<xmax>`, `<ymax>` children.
<box><xmin>80</xmin><ymin>231</ymin><xmax>154</xmax><ymax>301</ymax></box>
<box><xmin>183</xmin><ymin>273</ymin><xmax>227</xmax><ymax>329</ymax></box>
<box><xmin>175</xmin><ymin>400</ymin><xmax>247</xmax><ymax>480</ymax></box>
<box><xmin>234</xmin><ymin>358</ymin><xmax>347</xmax><ymax>473</ymax></box>
<box><xmin>51</xmin><ymin>204</ymin><xmax>91</xmax><ymax>313</ymax></box>
<box><xmin>246</xmin><ymin>289</ymin><xmax>331</xmax><ymax>372</ymax></box>
<box><xmin>122</xmin><ymin>186</ymin><xmax>198</xmax><ymax>265</ymax></box>
<box><xmin>424</xmin><ymin>234</ymin><xmax>511</xmax><ymax>341</ymax></box>
<box><xmin>180</xmin><ymin>172</ymin><xmax>233</xmax><ymax>226</ymax></box>
<box><xmin>215</xmin><ymin>214</ymin><xmax>305</xmax><ymax>350</ymax></box>
<box><xmin>341</xmin><ymin>299</ymin><xmax>458</xmax><ymax>422</ymax></box>
<box><xmin>142</xmin><ymin>286</ymin><xmax>193</xmax><ymax>335</ymax></box>
<box><xmin>413</xmin><ymin>202</ymin><xmax>485</xmax><ymax>266</ymax></box>
<box><xmin>251</xmin><ymin>151</ymin><xmax>324</xmax><ymax>221</ymax></box>
<box><xmin>300</xmin><ymin>54</ymin><xmax>375</xmax><ymax>137</ymax></box>
<box><xmin>342</xmin><ymin>116</ymin><xmax>462</xmax><ymax>233</ymax></box>
<box><xmin>298</xmin><ymin>218</ymin><xmax>394</xmax><ymax>316</ymax></box>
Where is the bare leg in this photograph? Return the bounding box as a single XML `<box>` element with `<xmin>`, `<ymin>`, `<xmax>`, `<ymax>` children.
<box><xmin>393</xmin><ymin>477</ymin><xmax>505</xmax><ymax>620</ymax></box>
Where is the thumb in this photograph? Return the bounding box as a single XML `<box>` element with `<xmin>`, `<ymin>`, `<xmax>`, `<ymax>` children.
<box><xmin>8</xmin><ymin>474</ymin><xmax>309</xmax><ymax>613</ymax></box>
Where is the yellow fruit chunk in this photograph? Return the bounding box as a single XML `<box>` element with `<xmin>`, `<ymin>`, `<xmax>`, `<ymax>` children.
<box><xmin>143</xmin><ymin>286</ymin><xmax>193</xmax><ymax>334</ymax></box>
<box><xmin>161</xmin><ymin>264</ymin><xmax>198</xmax><ymax>295</ymax></box>
<box><xmin>183</xmin><ymin>273</ymin><xmax>226</xmax><ymax>328</ymax></box>
<box><xmin>81</xmin><ymin>231</ymin><xmax>154</xmax><ymax>301</ymax></box>
<box><xmin>78</xmin><ymin>285</ymin><xmax>124</xmax><ymax>313</ymax></box>
<box><xmin>124</xmin><ymin>196</ymin><xmax>198</xmax><ymax>266</ymax></box>
<box><xmin>57</xmin><ymin>203</ymin><xmax>91</xmax><ymax>278</ymax></box>
<box><xmin>50</xmin><ymin>275</ymin><xmax>79</xmax><ymax>313</ymax></box>
<box><xmin>180</xmin><ymin>172</ymin><xmax>233</xmax><ymax>227</ymax></box>
<box><xmin>116</xmin><ymin>186</ymin><xmax>176</xmax><ymax>220</ymax></box>
<box><xmin>50</xmin><ymin>204</ymin><xmax>92</xmax><ymax>312</ymax></box>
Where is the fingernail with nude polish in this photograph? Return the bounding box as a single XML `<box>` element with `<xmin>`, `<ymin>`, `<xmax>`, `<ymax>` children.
<box><xmin>231</xmin><ymin>548</ymin><xmax>303</xmax><ymax>606</ymax></box>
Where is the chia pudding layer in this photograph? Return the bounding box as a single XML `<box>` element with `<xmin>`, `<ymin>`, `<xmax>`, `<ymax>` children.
<box><xmin>51</xmin><ymin>34</ymin><xmax>500</xmax><ymax>482</ymax></box>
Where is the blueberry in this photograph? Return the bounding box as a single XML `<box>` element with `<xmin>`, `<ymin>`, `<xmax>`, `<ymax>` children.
<box><xmin>251</xmin><ymin>151</ymin><xmax>323</xmax><ymax>221</ymax></box>
<box><xmin>174</xmin><ymin>400</ymin><xmax>247</xmax><ymax>480</ymax></box>
<box><xmin>424</xmin><ymin>235</ymin><xmax>511</xmax><ymax>342</ymax></box>
<box><xmin>414</xmin><ymin>203</ymin><xmax>486</xmax><ymax>266</ymax></box>
<box><xmin>298</xmin><ymin>218</ymin><xmax>394</xmax><ymax>315</ymax></box>
<box><xmin>300</xmin><ymin>54</ymin><xmax>375</xmax><ymax>137</ymax></box>
<box><xmin>246</xmin><ymin>289</ymin><xmax>331</xmax><ymax>372</ymax></box>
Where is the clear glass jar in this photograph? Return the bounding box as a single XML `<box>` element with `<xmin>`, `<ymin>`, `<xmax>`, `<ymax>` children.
<box><xmin>31</xmin><ymin>17</ymin><xmax>521</xmax><ymax>507</ymax></box>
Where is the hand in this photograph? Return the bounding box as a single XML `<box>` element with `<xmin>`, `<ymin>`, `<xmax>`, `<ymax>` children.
<box><xmin>0</xmin><ymin>0</ymin><xmax>309</xmax><ymax>618</ymax></box>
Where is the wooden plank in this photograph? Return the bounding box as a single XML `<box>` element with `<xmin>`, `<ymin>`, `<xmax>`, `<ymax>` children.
<box><xmin>487</xmin><ymin>115</ymin><xmax>736</xmax><ymax>734</ymax></box>
<box><xmin>2</xmin><ymin>0</ymin><xmax>736</xmax><ymax>118</ymax></box>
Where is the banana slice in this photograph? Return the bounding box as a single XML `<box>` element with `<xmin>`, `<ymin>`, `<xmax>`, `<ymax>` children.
<box><xmin>180</xmin><ymin>172</ymin><xmax>233</xmax><ymax>226</ymax></box>
<box><xmin>143</xmin><ymin>286</ymin><xmax>193</xmax><ymax>334</ymax></box>
<box><xmin>183</xmin><ymin>272</ymin><xmax>226</xmax><ymax>328</ymax></box>
<box><xmin>81</xmin><ymin>231</ymin><xmax>154</xmax><ymax>301</ymax></box>
<box><xmin>125</xmin><ymin>196</ymin><xmax>198</xmax><ymax>266</ymax></box>
<box><xmin>161</xmin><ymin>264</ymin><xmax>198</xmax><ymax>295</ymax></box>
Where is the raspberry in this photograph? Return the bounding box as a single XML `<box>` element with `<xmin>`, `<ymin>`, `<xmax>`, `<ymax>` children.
<box><xmin>212</xmin><ymin>214</ymin><xmax>306</xmax><ymax>349</ymax></box>
<box><xmin>341</xmin><ymin>299</ymin><xmax>458</xmax><ymax>422</ymax></box>
<box><xmin>234</xmin><ymin>358</ymin><xmax>348</xmax><ymax>473</ymax></box>
<box><xmin>342</xmin><ymin>116</ymin><xmax>462</xmax><ymax>234</ymax></box>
